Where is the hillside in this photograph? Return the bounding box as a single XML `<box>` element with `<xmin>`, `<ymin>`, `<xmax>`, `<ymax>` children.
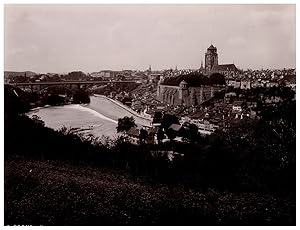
<box><xmin>4</xmin><ymin>71</ymin><xmax>37</xmax><ymax>79</ymax></box>
<box><xmin>5</xmin><ymin>158</ymin><xmax>295</xmax><ymax>226</ymax></box>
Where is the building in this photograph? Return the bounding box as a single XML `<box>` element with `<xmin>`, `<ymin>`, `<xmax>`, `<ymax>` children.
<box><xmin>205</xmin><ymin>45</ymin><xmax>218</xmax><ymax>73</ymax></box>
<box><xmin>205</xmin><ymin>44</ymin><xmax>239</xmax><ymax>77</ymax></box>
<box><xmin>232</xmin><ymin>101</ymin><xmax>244</xmax><ymax>112</ymax></box>
<box><xmin>212</xmin><ymin>64</ymin><xmax>239</xmax><ymax>77</ymax></box>
<box><xmin>282</xmin><ymin>74</ymin><xmax>296</xmax><ymax>91</ymax></box>
<box><xmin>91</xmin><ymin>70</ymin><xmax>116</xmax><ymax>79</ymax></box>
<box><xmin>126</xmin><ymin>127</ymin><xmax>140</xmax><ymax>143</ymax></box>
<box><xmin>240</xmin><ymin>78</ymin><xmax>251</xmax><ymax>89</ymax></box>
<box><xmin>149</xmin><ymin>73</ymin><xmax>163</xmax><ymax>84</ymax></box>
<box><xmin>228</xmin><ymin>78</ymin><xmax>241</xmax><ymax>88</ymax></box>
<box><xmin>266</xmin><ymin>80</ymin><xmax>279</xmax><ymax>88</ymax></box>
<box><xmin>157</xmin><ymin>74</ymin><xmax>225</xmax><ymax>106</ymax></box>
<box><xmin>191</xmin><ymin>119</ymin><xmax>219</xmax><ymax>135</ymax></box>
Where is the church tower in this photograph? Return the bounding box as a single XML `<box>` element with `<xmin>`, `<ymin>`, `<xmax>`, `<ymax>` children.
<box><xmin>205</xmin><ymin>44</ymin><xmax>218</xmax><ymax>74</ymax></box>
<box><xmin>179</xmin><ymin>80</ymin><xmax>189</xmax><ymax>105</ymax></box>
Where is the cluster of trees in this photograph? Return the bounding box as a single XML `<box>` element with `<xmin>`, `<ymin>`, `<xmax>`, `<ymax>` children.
<box><xmin>116</xmin><ymin>116</ymin><xmax>137</xmax><ymax>133</ymax></box>
<box><xmin>4</xmin><ymin>85</ymin><xmax>91</xmax><ymax>109</ymax></box>
<box><xmin>72</xmin><ymin>89</ymin><xmax>91</xmax><ymax>104</ymax></box>
<box><xmin>161</xmin><ymin>72</ymin><xmax>226</xmax><ymax>86</ymax></box>
<box><xmin>39</xmin><ymin>88</ymin><xmax>91</xmax><ymax>106</ymax></box>
<box><xmin>228</xmin><ymin>85</ymin><xmax>295</xmax><ymax>102</ymax></box>
<box><xmin>64</xmin><ymin>71</ymin><xmax>87</xmax><ymax>81</ymax></box>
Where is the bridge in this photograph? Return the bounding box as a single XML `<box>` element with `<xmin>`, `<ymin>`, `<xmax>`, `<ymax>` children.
<box><xmin>9</xmin><ymin>80</ymin><xmax>139</xmax><ymax>92</ymax></box>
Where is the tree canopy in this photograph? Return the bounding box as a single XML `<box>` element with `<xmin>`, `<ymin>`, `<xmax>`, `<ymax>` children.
<box><xmin>161</xmin><ymin>72</ymin><xmax>226</xmax><ymax>86</ymax></box>
<box><xmin>73</xmin><ymin>89</ymin><xmax>90</xmax><ymax>104</ymax></box>
<box><xmin>117</xmin><ymin>116</ymin><xmax>137</xmax><ymax>133</ymax></box>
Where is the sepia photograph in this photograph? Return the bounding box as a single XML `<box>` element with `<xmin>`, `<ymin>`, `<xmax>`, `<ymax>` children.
<box><xmin>3</xmin><ymin>2</ymin><xmax>296</xmax><ymax>226</ymax></box>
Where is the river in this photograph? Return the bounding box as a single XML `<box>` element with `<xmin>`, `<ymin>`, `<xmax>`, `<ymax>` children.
<box><xmin>28</xmin><ymin>95</ymin><xmax>152</xmax><ymax>138</ymax></box>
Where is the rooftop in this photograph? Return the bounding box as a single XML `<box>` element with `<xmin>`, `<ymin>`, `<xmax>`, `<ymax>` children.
<box><xmin>212</xmin><ymin>64</ymin><xmax>238</xmax><ymax>72</ymax></box>
<box><xmin>169</xmin><ymin>124</ymin><xmax>182</xmax><ymax>132</ymax></box>
<box><xmin>208</xmin><ymin>44</ymin><xmax>217</xmax><ymax>50</ymax></box>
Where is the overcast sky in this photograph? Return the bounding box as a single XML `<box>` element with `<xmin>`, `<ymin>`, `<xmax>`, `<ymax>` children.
<box><xmin>4</xmin><ymin>4</ymin><xmax>296</xmax><ymax>73</ymax></box>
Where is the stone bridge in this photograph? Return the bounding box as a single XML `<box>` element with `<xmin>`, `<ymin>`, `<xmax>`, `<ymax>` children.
<box><xmin>8</xmin><ymin>80</ymin><xmax>139</xmax><ymax>93</ymax></box>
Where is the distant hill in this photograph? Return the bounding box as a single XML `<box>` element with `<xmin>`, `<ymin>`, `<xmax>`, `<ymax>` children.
<box><xmin>4</xmin><ymin>71</ymin><xmax>37</xmax><ymax>79</ymax></box>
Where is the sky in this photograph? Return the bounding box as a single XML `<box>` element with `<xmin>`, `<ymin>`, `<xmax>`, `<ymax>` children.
<box><xmin>4</xmin><ymin>4</ymin><xmax>296</xmax><ymax>73</ymax></box>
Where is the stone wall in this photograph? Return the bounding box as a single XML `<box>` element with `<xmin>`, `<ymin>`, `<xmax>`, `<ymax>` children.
<box><xmin>157</xmin><ymin>85</ymin><xmax>180</xmax><ymax>105</ymax></box>
<box><xmin>157</xmin><ymin>84</ymin><xmax>223</xmax><ymax>106</ymax></box>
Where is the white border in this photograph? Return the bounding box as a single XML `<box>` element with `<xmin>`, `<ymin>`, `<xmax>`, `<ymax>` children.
<box><xmin>1</xmin><ymin>0</ymin><xmax>298</xmax><ymax>229</ymax></box>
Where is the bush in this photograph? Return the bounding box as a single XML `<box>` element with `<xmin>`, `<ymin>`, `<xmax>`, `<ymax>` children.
<box><xmin>73</xmin><ymin>90</ymin><xmax>90</xmax><ymax>104</ymax></box>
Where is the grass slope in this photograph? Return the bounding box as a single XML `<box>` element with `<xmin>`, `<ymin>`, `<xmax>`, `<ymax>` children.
<box><xmin>5</xmin><ymin>158</ymin><xmax>295</xmax><ymax>226</ymax></box>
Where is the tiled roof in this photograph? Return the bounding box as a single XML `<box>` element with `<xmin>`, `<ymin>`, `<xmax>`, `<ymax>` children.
<box><xmin>127</xmin><ymin>127</ymin><xmax>139</xmax><ymax>137</ymax></box>
<box><xmin>147</xmin><ymin>127</ymin><xmax>159</xmax><ymax>135</ymax></box>
<box><xmin>212</xmin><ymin>64</ymin><xmax>238</xmax><ymax>72</ymax></box>
<box><xmin>168</xmin><ymin>124</ymin><xmax>182</xmax><ymax>132</ymax></box>
<box><xmin>233</xmin><ymin>101</ymin><xmax>244</xmax><ymax>106</ymax></box>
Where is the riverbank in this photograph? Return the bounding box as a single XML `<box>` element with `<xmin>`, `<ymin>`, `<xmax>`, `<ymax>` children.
<box><xmin>27</xmin><ymin>95</ymin><xmax>152</xmax><ymax>138</ymax></box>
<box><xmin>93</xmin><ymin>94</ymin><xmax>152</xmax><ymax>123</ymax></box>
<box><xmin>29</xmin><ymin>94</ymin><xmax>152</xmax><ymax>124</ymax></box>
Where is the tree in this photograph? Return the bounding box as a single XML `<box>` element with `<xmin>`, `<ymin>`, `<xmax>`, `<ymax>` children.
<box><xmin>139</xmin><ymin>128</ymin><xmax>148</xmax><ymax>144</ymax></box>
<box><xmin>166</xmin><ymin>128</ymin><xmax>176</xmax><ymax>142</ymax></box>
<box><xmin>161</xmin><ymin>114</ymin><xmax>179</xmax><ymax>130</ymax></box>
<box><xmin>157</xmin><ymin>128</ymin><xmax>165</xmax><ymax>144</ymax></box>
<box><xmin>209</xmin><ymin>73</ymin><xmax>226</xmax><ymax>85</ymax></box>
<box><xmin>4</xmin><ymin>85</ymin><xmax>30</xmax><ymax>116</ymax></box>
<box><xmin>117</xmin><ymin>116</ymin><xmax>137</xmax><ymax>133</ymax></box>
<box><xmin>183</xmin><ymin>123</ymin><xmax>199</xmax><ymax>142</ymax></box>
<box><xmin>73</xmin><ymin>90</ymin><xmax>90</xmax><ymax>104</ymax></box>
<box><xmin>31</xmin><ymin>115</ymin><xmax>45</xmax><ymax>127</ymax></box>
<box><xmin>42</xmin><ymin>94</ymin><xmax>65</xmax><ymax>106</ymax></box>
<box><xmin>213</xmin><ymin>90</ymin><xmax>225</xmax><ymax>100</ymax></box>
<box><xmin>66</xmin><ymin>71</ymin><xmax>87</xmax><ymax>81</ymax></box>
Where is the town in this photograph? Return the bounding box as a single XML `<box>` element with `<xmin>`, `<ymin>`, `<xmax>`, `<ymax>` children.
<box><xmin>5</xmin><ymin>44</ymin><xmax>296</xmax><ymax>145</ymax></box>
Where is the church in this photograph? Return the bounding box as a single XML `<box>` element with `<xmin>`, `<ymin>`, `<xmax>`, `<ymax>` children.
<box><xmin>205</xmin><ymin>44</ymin><xmax>239</xmax><ymax>77</ymax></box>
<box><xmin>157</xmin><ymin>44</ymin><xmax>235</xmax><ymax>106</ymax></box>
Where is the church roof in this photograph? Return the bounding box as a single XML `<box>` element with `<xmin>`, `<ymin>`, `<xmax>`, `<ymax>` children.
<box><xmin>208</xmin><ymin>45</ymin><xmax>216</xmax><ymax>50</ymax></box>
<box><xmin>212</xmin><ymin>64</ymin><xmax>238</xmax><ymax>72</ymax></box>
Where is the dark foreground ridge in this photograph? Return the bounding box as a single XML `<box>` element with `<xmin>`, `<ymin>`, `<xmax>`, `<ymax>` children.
<box><xmin>5</xmin><ymin>158</ymin><xmax>295</xmax><ymax>226</ymax></box>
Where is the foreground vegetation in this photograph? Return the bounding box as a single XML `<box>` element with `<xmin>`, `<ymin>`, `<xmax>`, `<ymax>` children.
<box><xmin>5</xmin><ymin>158</ymin><xmax>295</xmax><ymax>225</ymax></box>
<box><xmin>4</xmin><ymin>85</ymin><xmax>296</xmax><ymax>225</ymax></box>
